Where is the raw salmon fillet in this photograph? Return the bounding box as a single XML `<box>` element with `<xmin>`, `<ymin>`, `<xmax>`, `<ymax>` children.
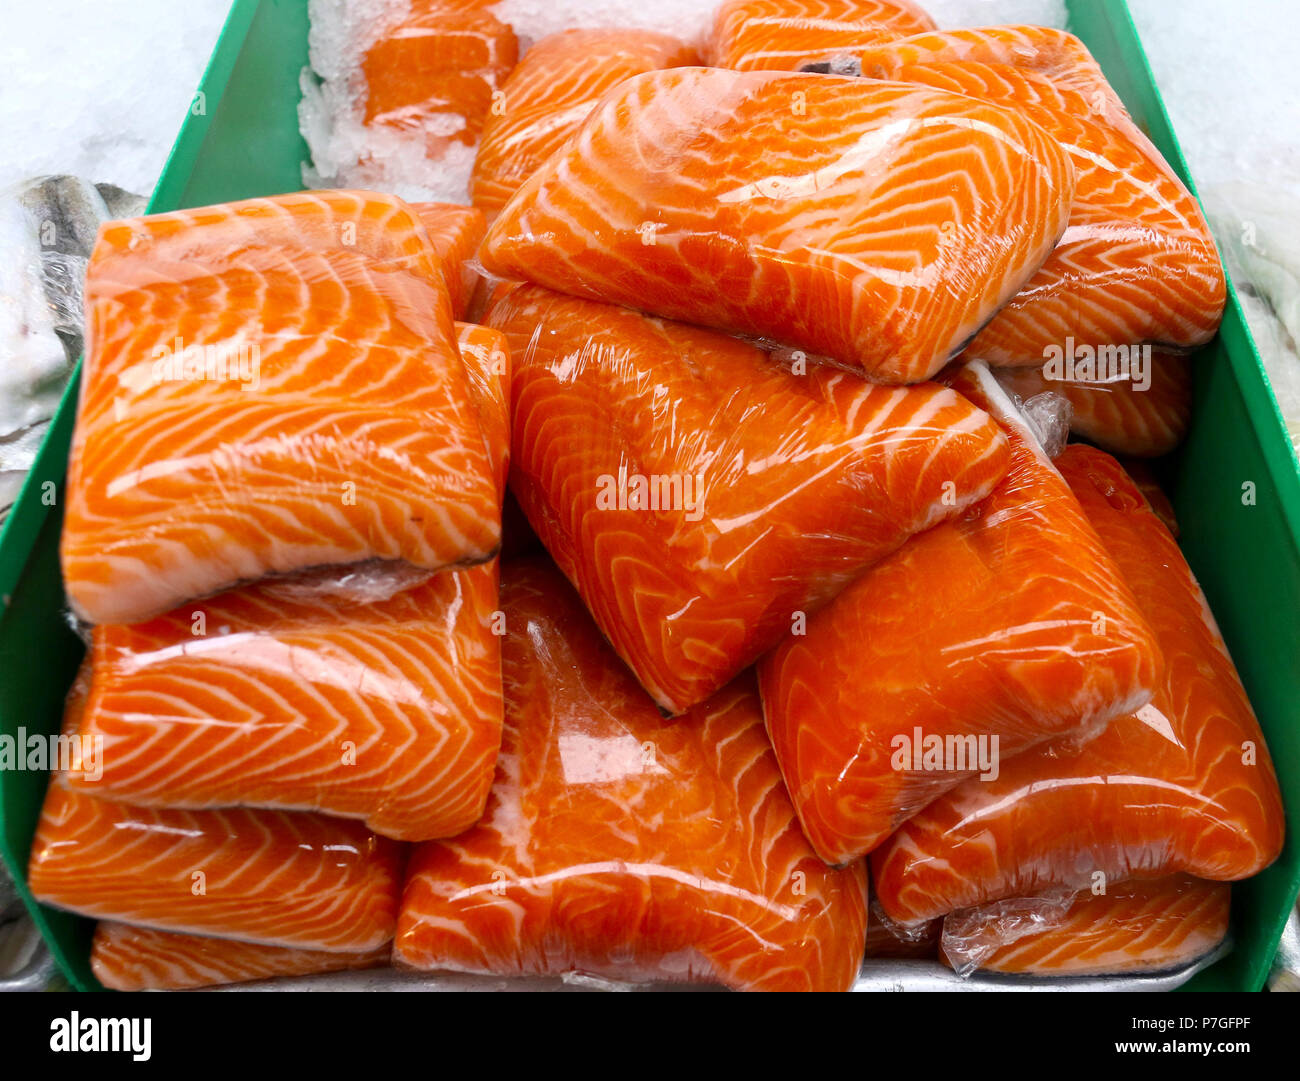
<box><xmin>63</xmin><ymin>201</ymin><xmax>499</xmax><ymax>625</ymax></box>
<box><xmin>29</xmin><ymin>780</ymin><xmax>403</xmax><ymax>951</ymax></box>
<box><xmin>759</xmin><ymin>361</ymin><xmax>1161</xmax><ymax>865</ymax></box>
<box><xmin>870</xmin><ymin>445</ymin><xmax>1284</xmax><ymax>925</ymax></box>
<box><xmin>87</xmin><ymin>190</ymin><xmax>447</xmax><ymax>282</ymax></box>
<box><xmin>479</xmin><ymin>67</ymin><xmax>1076</xmax><ymax>383</ymax></box>
<box><xmin>91</xmin><ymin>922</ymin><xmax>391</xmax><ymax>991</ymax></box>
<box><xmin>455</xmin><ymin>320</ymin><xmax>511</xmax><ymax>497</ymax></box>
<box><xmin>850</xmin><ymin>25</ymin><xmax>1122</xmax><ymax>105</ymax></box>
<box><xmin>65</xmin><ymin>562</ymin><xmax>502</xmax><ymax>841</ymax></box>
<box><xmin>361</xmin><ymin>0</ymin><xmax>517</xmax><ymax>150</ymax></box>
<box><xmin>489</xmin><ymin>285</ymin><xmax>1011</xmax><ymax>714</ymax></box>
<box><xmin>854</xmin><ymin>27</ymin><xmax>1226</xmax><ymax>363</ymax></box>
<box><xmin>993</xmin><ymin>353</ymin><xmax>1191</xmax><ymax>457</ymax></box>
<box><xmin>471</xmin><ymin>29</ymin><xmax>700</xmax><ymax>216</ymax></box>
<box><xmin>411</xmin><ymin>201</ymin><xmax>487</xmax><ymax>318</ymax></box>
<box><xmin>709</xmin><ymin>0</ymin><xmax>936</xmax><ymax>71</ymax></box>
<box><xmin>940</xmin><ymin>877</ymin><xmax>1230</xmax><ymax>977</ymax></box>
<box><xmin>395</xmin><ymin>558</ymin><xmax>869</xmax><ymax>992</ymax></box>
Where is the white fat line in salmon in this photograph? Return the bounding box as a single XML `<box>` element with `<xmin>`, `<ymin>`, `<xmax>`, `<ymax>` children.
<box><xmin>50</xmin><ymin>1012</ymin><xmax>151</xmax><ymax>1061</ymax></box>
<box><xmin>1041</xmin><ymin>338</ymin><xmax>1152</xmax><ymax>391</ymax></box>
<box><xmin>889</xmin><ymin>728</ymin><xmax>999</xmax><ymax>782</ymax></box>
<box><xmin>595</xmin><ymin>468</ymin><xmax>706</xmax><ymax>522</ymax></box>
<box><xmin>0</xmin><ymin>727</ymin><xmax>101</xmax><ymax>781</ymax></box>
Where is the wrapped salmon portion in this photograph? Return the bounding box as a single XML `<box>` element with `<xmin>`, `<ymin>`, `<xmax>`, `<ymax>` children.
<box><xmin>940</xmin><ymin>877</ymin><xmax>1231</xmax><ymax>977</ymax></box>
<box><xmin>66</xmin><ymin>560</ymin><xmax>502</xmax><ymax>842</ymax></box>
<box><xmin>481</xmin><ymin>67</ymin><xmax>1076</xmax><ymax>383</ymax></box>
<box><xmin>709</xmin><ymin>0</ymin><xmax>935</xmax><ymax>72</ymax></box>
<box><xmin>489</xmin><ymin>285</ymin><xmax>1011</xmax><ymax>714</ymax></box>
<box><xmin>853</xmin><ymin>26</ymin><xmax>1225</xmax><ymax>363</ymax></box>
<box><xmin>871</xmin><ymin>445</ymin><xmax>1284</xmax><ymax>926</ymax></box>
<box><xmin>30</xmin><ymin>662</ymin><xmax>403</xmax><ymax>953</ymax></box>
<box><xmin>91</xmin><ymin>922</ymin><xmax>391</xmax><ymax>991</ymax></box>
<box><xmin>360</xmin><ymin>0</ymin><xmax>517</xmax><ymax>150</ymax></box>
<box><xmin>759</xmin><ymin>361</ymin><xmax>1161</xmax><ymax>865</ymax></box>
<box><xmin>62</xmin><ymin>194</ymin><xmax>499</xmax><ymax>624</ymax></box>
<box><xmin>29</xmin><ymin>778</ymin><xmax>404</xmax><ymax>953</ymax></box>
<box><xmin>395</xmin><ymin>558</ymin><xmax>869</xmax><ymax>992</ymax></box>
<box><xmin>83</xmin><ymin>190</ymin><xmax>449</xmax><ymax>282</ymax></box>
<box><xmin>995</xmin><ymin>354</ymin><xmax>1192</xmax><ymax>458</ymax></box>
<box><xmin>471</xmin><ymin>29</ymin><xmax>700</xmax><ymax>216</ymax></box>
<box><xmin>64</xmin><ymin>311</ymin><xmax>510</xmax><ymax>841</ymax></box>
<box><xmin>411</xmin><ymin>202</ymin><xmax>487</xmax><ymax>318</ymax></box>
<box><xmin>455</xmin><ymin>320</ymin><xmax>511</xmax><ymax>497</ymax></box>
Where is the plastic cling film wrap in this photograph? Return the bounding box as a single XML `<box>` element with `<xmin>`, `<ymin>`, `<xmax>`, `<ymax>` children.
<box><xmin>91</xmin><ymin>922</ymin><xmax>392</xmax><ymax>991</ymax></box>
<box><xmin>870</xmin><ymin>445</ymin><xmax>1284</xmax><ymax>926</ymax></box>
<box><xmin>941</xmin><ymin>877</ymin><xmax>1231</xmax><ymax>977</ymax></box>
<box><xmin>708</xmin><ymin>0</ymin><xmax>936</xmax><ymax>71</ymax></box>
<box><xmin>61</xmin><ymin>192</ymin><xmax>500</xmax><ymax>625</ymax></box>
<box><xmin>66</xmin><ymin>559</ymin><xmax>503</xmax><ymax>842</ymax></box>
<box><xmin>479</xmin><ymin>67</ymin><xmax>1077</xmax><ymax>384</ymax></box>
<box><xmin>993</xmin><ymin>354</ymin><xmax>1192</xmax><ymax>458</ymax></box>
<box><xmin>28</xmin><ymin>664</ymin><xmax>405</xmax><ymax>952</ymax></box>
<box><xmin>488</xmin><ymin>285</ymin><xmax>1012</xmax><ymax>715</ymax></box>
<box><xmin>409</xmin><ymin>202</ymin><xmax>487</xmax><ymax>319</ymax></box>
<box><xmin>758</xmin><ymin>360</ymin><xmax>1161</xmax><ymax>866</ymax></box>
<box><xmin>865</xmin><ymin>897</ymin><xmax>940</xmax><ymax>960</ymax></box>
<box><xmin>86</xmin><ymin>190</ymin><xmax>450</xmax><ymax>284</ymax></box>
<box><xmin>470</xmin><ymin>29</ymin><xmax>700</xmax><ymax>217</ymax></box>
<box><xmin>394</xmin><ymin>558</ymin><xmax>869</xmax><ymax>993</ymax></box>
<box><xmin>850</xmin><ymin>25</ymin><xmax>1225</xmax><ymax>364</ymax></box>
<box><xmin>1015</xmin><ymin>390</ymin><xmax>1071</xmax><ymax>459</ymax></box>
<box><xmin>454</xmin><ymin>321</ymin><xmax>511</xmax><ymax>499</ymax></box>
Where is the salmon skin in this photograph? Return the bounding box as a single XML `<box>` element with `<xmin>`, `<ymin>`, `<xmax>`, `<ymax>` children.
<box><xmin>65</xmin><ymin>561</ymin><xmax>502</xmax><ymax>842</ymax></box>
<box><xmin>480</xmin><ymin>67</ymin><xmax>1076</xmax><ymax>384</ymax></box>
<box><xmin>852</xmin><ymin>27</ymin><xmax>1226</xmax><ymax>364</ymax></box>
<box><xmin>62</xmin><ymin>193</ymin><xmax>499</xmax><ymax>625</ymax></box>
<box><xmin>994</xmin><ymin>353</ymin><xmax>1191</xmax><ymax>457</ymax></box>
<box><xmin>395</xmin><ymin>558</ymin><xmax>869</xmax><ymax>992</ymax></box>
<box><xmin>759</xmin><ymin>361</ymin><xmax>1161</xmax><ymax>866</ymax></box>
<box><xmin>471</xmin><ymin>29</ymin><xmax>700</xmax><ymax>217</ymax></box>
<box><xmin>91</xmin><ymin>922</ymin><xmax>391</xmax><ymax>991</ymax></box>
<box><xmin>29</xmin><ymin>778</ymin><xmax>404</xmax><ymax>952</ymax></box>
<box><xmin>940</xmin><ymin>876</ymin><xmax>1230</xmax><ymax>977</ymax></box>
<box><xmin>410</xmin><ymin>201</ymin><xmax>487</xmax><ymax>318</ymax></box>
<box><xmin>709</xmin><ymin>0</ymin><xmax>936</xmax><ymax>71</ymax></box>
<box><xmin>489</xmin><ymin>285</ymin><xmax>1011</xmax><ymax>715</ymax></box>
<box><xmin>871</xmin><ymin>445</ymin><xmax>1285</xmax><ymax>926</ymax></box>
<box><xmin>360</xmin><ymin>0</ymin><xmax>517</xmax><ymax>151</ymax></box>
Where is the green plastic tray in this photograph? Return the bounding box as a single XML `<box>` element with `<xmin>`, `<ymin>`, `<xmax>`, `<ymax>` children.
<box><xmin>0</xmin><ymin>0</ymin><xmax>1296</xmax><ymax>992</ymax></box>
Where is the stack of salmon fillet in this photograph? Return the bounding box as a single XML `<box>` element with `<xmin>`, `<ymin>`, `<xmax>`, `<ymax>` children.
<box><xmin>28</xmin><ymin>0</ymin><xmax>1284</xmax><ymax>992</ymax></box>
